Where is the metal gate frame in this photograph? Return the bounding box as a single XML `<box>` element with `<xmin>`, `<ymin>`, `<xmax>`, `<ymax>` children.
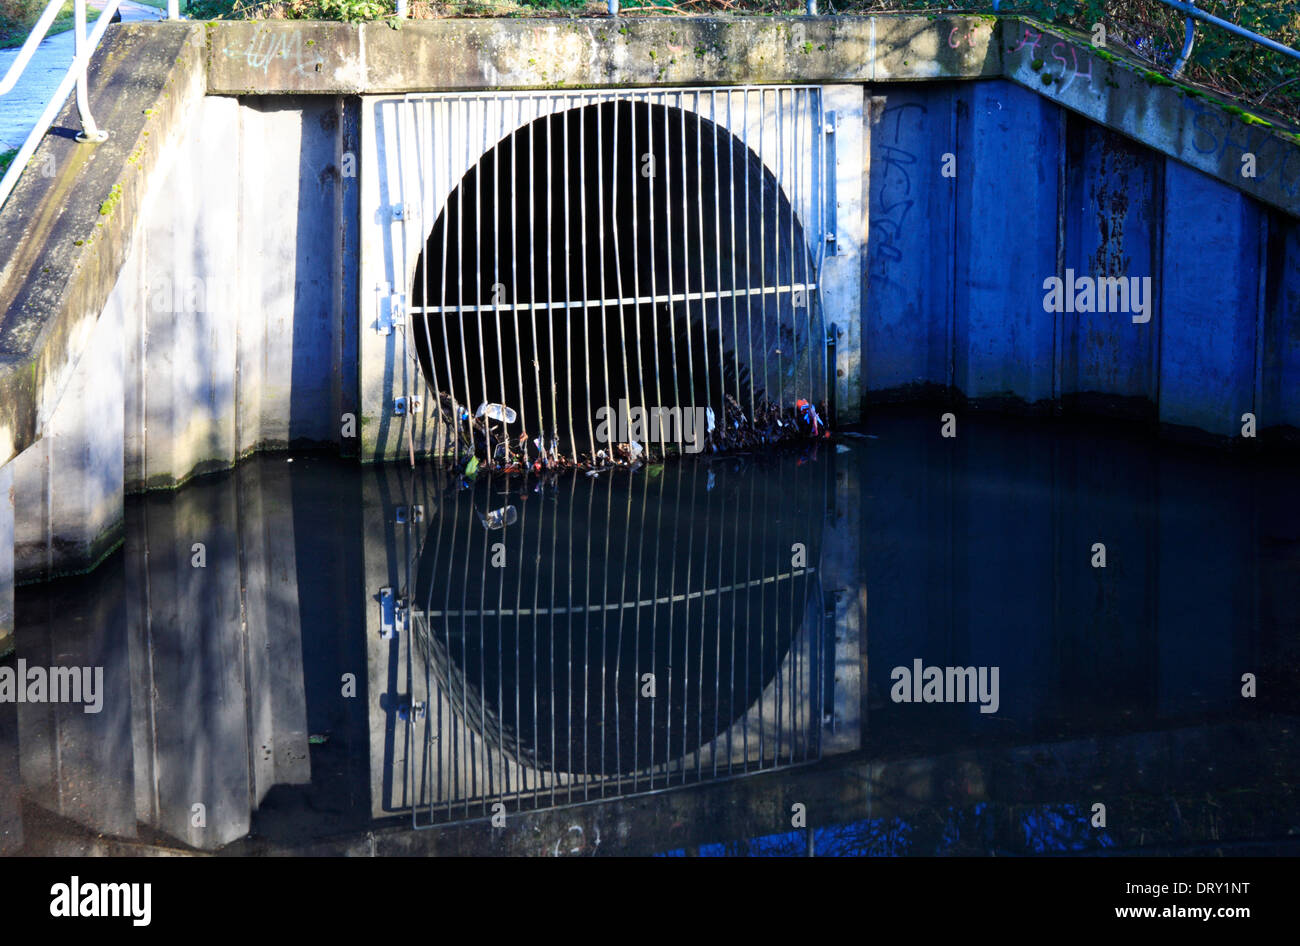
<box><xmin>358</xmin><ymin>84</ymin><xmax>865</xmax><ymax>463</ymax></box>
<box><xmin>378</xmin><ymin>456</ymin><xmax>836</xmax><ymax>830</ymax></box>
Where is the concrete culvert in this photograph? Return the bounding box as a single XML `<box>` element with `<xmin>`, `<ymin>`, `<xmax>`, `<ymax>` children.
<box><xmin>410</xmin><ymin>95</ymin><xmax>829</xmax><ymax>466</ymax></box>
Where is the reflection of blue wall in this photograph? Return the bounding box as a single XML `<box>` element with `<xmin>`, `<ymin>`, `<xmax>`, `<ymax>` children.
<box><xmin>654</xmin><ymin>802</ymin><xmax>1117</xmax><ymax>856</ymax></box>
<box><xmin>861</xmin><ymin>410</ymin><xmax>1294</xmax><ymax>748</ymax></box>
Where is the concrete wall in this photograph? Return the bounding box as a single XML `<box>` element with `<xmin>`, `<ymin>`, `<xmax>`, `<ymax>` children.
<box><xmin>4</xmin><ymin>92</ymin><xmax>358</xmax><ymax>583</ymax></box>
<box><xmin>864</xmin><ymin>79</ymin><xmax>1300</xmax><ymax>444</ymax></box>
<box><xmin>124</xmin><ymin>93</ymin><xmax>359</xmax><ymax>492</ymax></box>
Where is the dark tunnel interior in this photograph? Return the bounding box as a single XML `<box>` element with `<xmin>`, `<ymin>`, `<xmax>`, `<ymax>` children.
<box><xmin>410</xmin><ymin>99</ymin><xmax>822</xmax><ymax>458</ymax></box>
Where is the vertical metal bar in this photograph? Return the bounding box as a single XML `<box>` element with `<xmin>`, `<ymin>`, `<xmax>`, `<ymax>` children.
<box><xmin>757</xmin><ymin>455</ymin><xmax>769</xmax><ymax>767</ymax></box>
<box><xmin>564</xmin><ymin>100</ymin><xmax>578</xmax><ymax>465</ymax></box>
<box><xmin>693</xmin><ymin>92</ymin><xmax>711</xmax><ymax>418</ymax></box>
<box><xmin>457</xmin><ymin>489</ymin><xmax>473</xmax><ymax>818</ymax></box>
<box><xmin>456</xmin><ymin>101</ymin><xmax>476</xmax><ymax>453</ymax></box>
<box><xmin>528</xmin><ymin>98</ymin><xmax>546</xmax><ymax>465</ymax></box>
<box><xmin>661</xmin><ymin>94</ymin><xmax>682</xmax><ymax>448</ymax></box>
<box><xmin>509</xmin><ymin>486</ymin><xmax>528</xmax><ymax>801</ymax></box>
<box><xmin>578</xmin><ymin>473</ymin><xmax>593</xmax><ymax>801</ymax></box>
<box><xmin>436</xmin><ymin>102</ymin><xmax>460</xmax><ymax>453</ymax></box>
<box><xmin>538</xmin><ymin>96</ymin><xmax>553</xmax><ymax>465</ymax></box>
<box><xmin>574</xmin><ymin>477</ymin><xmax>593</xmax><ymax>802</ymax></box>
<box><xmin>1173</xmin><ymin>4</ymin><xmax>1197</xmax><ymax>79</ymax></box>
<box><xmin>758</xmin><ymin>89</ymin><xmax>770</xmax><ymax>418</ymax></box>
<box><xmin>476</xmin><ymin>102</ymin><xmax>494</xmax><ymax>464</ymax></box>
<box><xmin>790</xmin><ymin>90</ymin><xmax>802</xmax><ymax>409</ymax></box>
<box><xmin>72</xmin><ymin>0</ymin><xmax>104</xmax><ymax>142</ymax></box>
<box><xmin>711</xmin><ymin>462</ymin><xmax>725</xmax><ymax>779</ymax></box>
<box><xmin>477</xmin><ymin>476</ymin><xmax>491</xmax><ymax>810</ymax></box>
<box><xmin>491</xmin><ymin>100</ymin><xmax>509</xmax><ymax>467</ymax></box>
<box><xmin>599</xmin><ymin>473</ymin><xmax>615</xmax><ymax>792</ymax></box>
<box><xmin>695</xmin><ymin>462</ymin><xmax>710</xmax><ymax>783</ymax></box>
<box><xmin>596</xmin><ymin>100</ymin><xmax>615</xmax><ymax>461</ymax></box>
<box><xmin>530</xmin><ymin>473</ymin><xmax>544</xmax><ymax>808</ymax></box>
<box><xmin>710</xmin><ymin>91</ymin><xmax>727</xmax><ymax>418</ymax></box>
<box><xmin>740</xmin><ymin>90</ymin><xmax>756</xmax><ymax>425</ymax></box>
<box><xmin>644</xmin><ymin>94</ymin><xmax>666</xmax><ymax>461</ymax></box>
<box><xmin>647</xmin><ymin>457</ymin><xmax>666</xmax><ymax>788</ymax></box>
<box><xmin>413</xmin><ymin>103</ymin><xmax>443</xmax><ymax>456</ymax></box>
<box><xmin>509</xmin><ymin>98</ymin><xmax>528</xmax><ymax>467</ymax></box>
<box><xmin>816</xmin><ymin>89</ymin><xmax>827</xmax><ymax>408</ymax></box>
<box><xmin>440</xmin><ymin>491</ymin><xmax>459</xmax><ymax>820</ymax></box>
<box><xmin>580</xmin><ymin>96</ymin><xmax>597</xmax><ymax>460</ymax></box>
<box><xmin>726</xmin><ymin>91</ymin><xmax>744</xmax><ymax>423</ymax></box>
<box><xmin>742</xmin><ymin>461</ymin><xmax>756</xmax><ymax>771</ymax></box>
<box><xmin>610</xmin><ymin>100</ymin><xmax>633</xmax><ymax>454</ymax></box>
<box><xmin>548</xmin><ymin>474</ymin><xmax>562</xmax><ymax>807</ymax></box>
<box><xmin>663</xmin><ymin>462</ymin><xmax>681</xmax><ymax>783</ymax></box>
<box><xmin>627</xmin><ymin>96</ymin><xmax>649</xmax><ymax>461</ymax></box>
<box><xmin>630</xmin><ymin>468</ymin><xmax>650</xmax><ymax>790</ymax></box>
<box><xmin>775</xmin><ymin>89</ymin><xmax>786</xmax><ymax>414</ymax></box>
<box><xmin>679</xmin><ymin>98</ymin><xmax>697</xmax><ymax>420</ymax></box>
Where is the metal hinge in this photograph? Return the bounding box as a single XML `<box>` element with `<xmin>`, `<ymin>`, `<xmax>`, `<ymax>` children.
<box><xmin>376</xmin><ymin>285</ymin><xmax>404</xmax><ymax>335</ymax></box>
<box><xmin>379</xmin><ymin>586</ymin><xmax>408</xmax><ymax>639</ymax></box>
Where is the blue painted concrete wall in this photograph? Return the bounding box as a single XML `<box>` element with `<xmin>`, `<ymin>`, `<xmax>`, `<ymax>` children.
<box><xmin>865</xmin><ymin>79</ymin><xmax>1300</xmax><ymax>443</ymax></box>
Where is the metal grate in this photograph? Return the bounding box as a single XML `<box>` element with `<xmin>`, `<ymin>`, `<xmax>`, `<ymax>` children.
<box><xmin>390</xmin><ymin>87</ymin><xmax>835</xmax><ymax>464</ymax></box>
<box><xmin>389</xmin><ymin>453</ymin><xmax>832</xmax><ymax>828</ymax></box>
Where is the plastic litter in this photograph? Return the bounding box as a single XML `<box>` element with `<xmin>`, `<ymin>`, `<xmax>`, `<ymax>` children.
<box><xmin>476</xmin><ymin>504</ymin><xmax>518</xmax><ymax>530</ymax></box>
<box><xmin>476</xmin><ymin>402</ymin><xmax>518</xmax><ymax>424</ymax></box>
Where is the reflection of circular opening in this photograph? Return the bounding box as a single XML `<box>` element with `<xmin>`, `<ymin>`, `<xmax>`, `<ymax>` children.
<box><xmin>412</xmin><ymin>451</ymin><xmax>830</xmax><ymax>776</ymax></box>
<box><xmin>411</xmin><ymin>99</ymin><xmax>820</xmax><ymax>455</ymax></box>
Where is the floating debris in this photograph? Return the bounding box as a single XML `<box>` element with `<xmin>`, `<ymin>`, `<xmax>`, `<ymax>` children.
<box><xmin>434</xmin><ymin>394</ymin><xmax>831</xmax><ymax>476</ymax></box>
<box><xmin>476</xmin><ymin>505</ymin><xmax>518</xmax><ymax>530</ymax></box>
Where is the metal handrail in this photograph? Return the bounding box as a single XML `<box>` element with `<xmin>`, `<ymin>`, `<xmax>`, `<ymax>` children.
<box><xmin>989</xmin><ymin>0</ymin><xmax>1300</xmax><ymax>68</ymax></box>
<box><xmin>0</xmin><ymin>0</ymin><xmax>180</xmax><ymax>212</ymax></box>
<box><xmin>1157</xmin><ymin>0</ymin><xmax>1300</xmax><ymax>75</ymax></box>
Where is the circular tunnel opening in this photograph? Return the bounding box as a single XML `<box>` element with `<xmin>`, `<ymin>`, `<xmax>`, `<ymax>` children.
<box><xmin>411</xmin><ymin>98</ymin><xmax>824</xmax><ymax>461</ymax></box>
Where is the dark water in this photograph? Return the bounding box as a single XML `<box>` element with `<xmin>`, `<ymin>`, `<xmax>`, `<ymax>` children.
<box><xmin>2</xmin><ymin>408</ymin><xmax>1298</xmax><ymax>856</ymax></box>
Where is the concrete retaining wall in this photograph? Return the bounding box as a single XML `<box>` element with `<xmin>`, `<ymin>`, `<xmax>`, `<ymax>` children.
<box><xmin>865</xmin><ymin>80</ymin><xmax>1300</xmax><ymax>444</ymax></box>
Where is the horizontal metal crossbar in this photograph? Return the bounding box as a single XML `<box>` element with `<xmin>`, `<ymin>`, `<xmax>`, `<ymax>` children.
<box><xmin>412</xmin><ymin>566</ymin><xmax>815</xmax><ymax>618</ymax></box>
<box><xmin>409</xmin><ymin>283</ymin><xmax>818</xmax><ymax>316</ymax></box>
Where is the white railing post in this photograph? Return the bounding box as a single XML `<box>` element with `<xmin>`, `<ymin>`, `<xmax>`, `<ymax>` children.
<box><xmin>168</xmin><ymin>0</ymin><xmax>179</xmax><ymax>19</ymax></box>
<box><xmin>73</xmin><ymin>0</ymin><xmax>106</xmax><ymax>142</ymax></box>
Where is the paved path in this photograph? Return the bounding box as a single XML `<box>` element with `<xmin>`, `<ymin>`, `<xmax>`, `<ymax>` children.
<box><xmin>0</xmin><ymin>2</ymin><xmax>165</xmax><ymax>151</ymax></box>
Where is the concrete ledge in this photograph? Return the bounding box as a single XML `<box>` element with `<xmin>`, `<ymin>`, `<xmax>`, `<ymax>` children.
<box><xmin>206</xmin><ymin>15</ymin><xmax>1002</xmax><ymax>94</ymax></box>
<box><xmin>0</xmin><ymin>22</ymin><xmax>208</xmax><ymax>469</ymax></box>
<box><xmin>1003</xmin><ymin>17</ymin><xmax>1300</xmax><ymax>220</ymax></box>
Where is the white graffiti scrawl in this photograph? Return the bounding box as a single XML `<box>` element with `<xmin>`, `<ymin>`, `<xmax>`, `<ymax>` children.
<box><xmin>223</xmin><ymin>29</ymin><xmax>324</xmax><ymax>78</ymax></box>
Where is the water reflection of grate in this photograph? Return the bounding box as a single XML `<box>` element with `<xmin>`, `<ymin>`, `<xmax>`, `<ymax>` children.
<box><xmin>401</xmin><ymin>449</ymin><xmax>832</xmax><ymax>827</ymax></box>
